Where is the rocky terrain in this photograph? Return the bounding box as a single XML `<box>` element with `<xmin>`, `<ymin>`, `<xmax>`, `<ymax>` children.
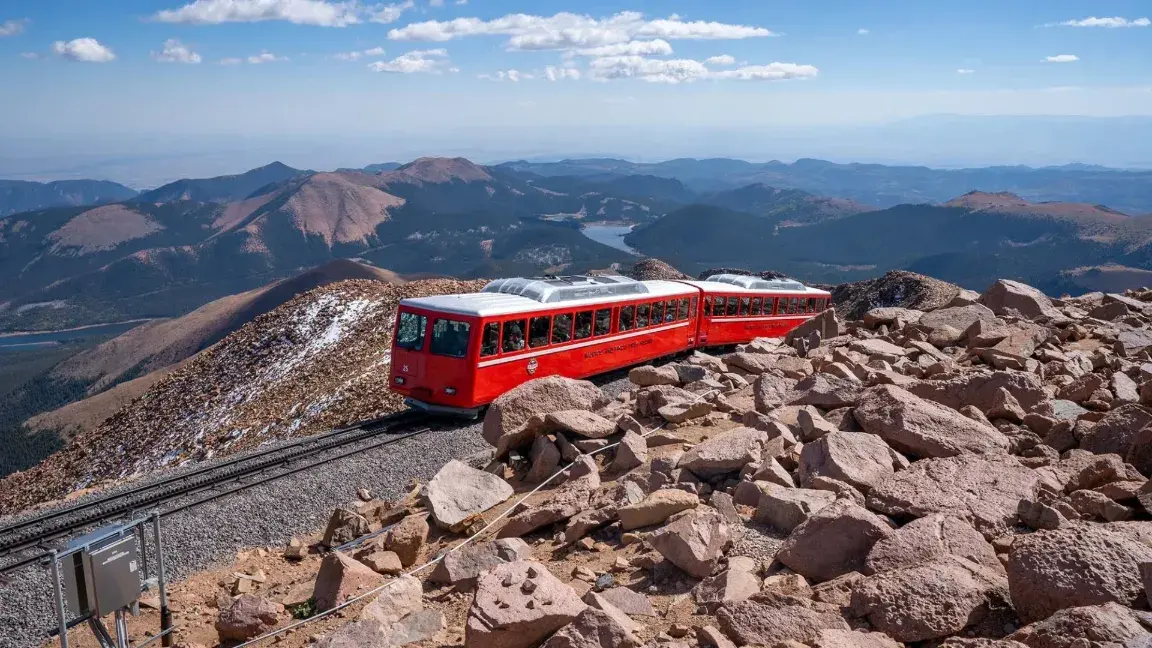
<box><xmin>0</xmin><ymin>277</ymin><xmax>485</xmax><ymax>514</ymax></box>
<box><xmin>70</xmin><ymin>273</ymin><xmax>1152</xmax><ymax>648</ymax></box>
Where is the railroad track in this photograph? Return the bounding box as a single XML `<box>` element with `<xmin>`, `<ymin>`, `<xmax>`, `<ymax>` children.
<box><xmin>0</xmin><ymin>409</ymin><xmax>431</xmax><ymax>573</ymax></box>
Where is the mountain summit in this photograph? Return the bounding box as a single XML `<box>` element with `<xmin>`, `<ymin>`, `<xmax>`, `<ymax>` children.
<box><xmin>385</xmin><ymin>157</ymin><xmax>494</xmax><ymax>184</ymax></box>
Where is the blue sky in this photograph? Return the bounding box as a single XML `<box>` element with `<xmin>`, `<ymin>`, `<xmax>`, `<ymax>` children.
<box><xmin>1</xmin><ymin>1</ymin><xmax>1151</xmax><ymax>179</ymax></box>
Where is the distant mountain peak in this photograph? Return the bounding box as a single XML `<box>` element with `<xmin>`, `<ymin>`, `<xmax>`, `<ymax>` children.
<box><xmin>947</xmin><ymin>190</ymin><xmax>1028</xmax><ymax>207</ymax></box>
<box><xmin>391</xmin><ymin>157</ymin><xmax>493</xmax><ymax>184</ymax></box>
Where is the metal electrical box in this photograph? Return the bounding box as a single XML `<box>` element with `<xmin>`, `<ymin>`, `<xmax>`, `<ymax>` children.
<box><xmin>62</xmin><ymin>527</ymin><xmax>141</xmax><ymax>618</ymax></box>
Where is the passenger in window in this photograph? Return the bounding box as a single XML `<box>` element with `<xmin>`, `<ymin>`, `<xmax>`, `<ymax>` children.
<box><xmin>679</xmin><ymin>298</ymin><xmax>690</xmax><ymax>320</ymax></box>
<box><xmin>529</xmin><ymin>316</ymin><xmax>550</xmax><ymax>348</ymax></box>
<box><xmin>552</xmin><ymin>314</ymin><xmax>572</xmax><ymax>344</ymax></box>
<box><xmin>651</xmin><ymin>302</ymin><xmax>664</xmax><ymax>324</ymax></box>
<box><xmin>739</xmin><ymin>298</ymin><xmax>750</xmax><ymax>316</ymax></box>
<box><xmin>575</xmin><ymin>311</ymin><xmax>593</xmax><ymax>339</ymax></box>
<box><xmin>703</xmin><ymin>297</ymin><xmax>712</xmax><ymax>317</ymax></box>
<box><xmin>751</xmin><ymin>298</ymin><xmax>762</xmax><ymax>315</ymax></box>
<box><xmin>727</xmin><ymin>297</ymin><xmax>739</xmax><ymax>316</ymax></box>
<box><xmin>637</xmin><ymin>304</ymin><xmax>650</xmax><ymax>327</ymax></box>
<box><xmin>620</xmin><ymin>306</ymin><xmax>635</xmax><ymax>331</ymax></box>
<box><xmin>503</xmin><ymin>320</ymin><xmax>526</xmax><ymax>352</ymax></box>
<box><xmin>594</xmin><ymin>309</ymin><xmax>611</xmax><ymax>336</ymax></box>
<box><xmin>481</xmin><ymin>323</ymin><xmax>499</xmax><ymax>356</ymax></box>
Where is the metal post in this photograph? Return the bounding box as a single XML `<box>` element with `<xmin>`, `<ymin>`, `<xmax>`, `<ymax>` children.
<box><xmin>136</xmin><ymin>524</ymin><xmax>149</xmax><ymax>592</ymax></box>
<box><xmin>150</xmin><ymin>513</ymin><xmax>172</xmax><ymax>647</ymax></box>
<box><xmin>50</xmin><ymin>550</ymin><xmax>70</xmax><ymax>648</ymax></box>
<box><xmin>114</xmin><ymin>609</ymin><xmax>129</xmax><ymax>648</ymax></box>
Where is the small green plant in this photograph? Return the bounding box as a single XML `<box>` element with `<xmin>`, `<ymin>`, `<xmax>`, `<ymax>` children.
<box><xmin>288</xmin><ymin>598</ymin><xmax>318</xmax><ymax>619</ymax></box>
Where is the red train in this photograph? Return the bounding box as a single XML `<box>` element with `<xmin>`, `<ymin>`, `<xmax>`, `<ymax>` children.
<box><xmin>389</xmin><ymin>273</ymin><xmax>832</xmax><ymax>416</ymax></box>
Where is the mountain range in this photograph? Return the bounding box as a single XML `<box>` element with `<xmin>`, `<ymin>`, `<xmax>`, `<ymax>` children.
<box><xmin>0</xmin><ymin>179</ymin><xmax>138</xmax><ymax>217</ymax></box>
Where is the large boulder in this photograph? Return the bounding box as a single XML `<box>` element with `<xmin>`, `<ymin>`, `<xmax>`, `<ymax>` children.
<box><xmin>648</xmin><ymin>508</ymin><xmax>733</xmax><ymax>578</ymax></box>
<box><xmin>617</xmin><ymin>489</ymin><xmax>699</xmax><ymax>531</ymax></box>
<box><xmin>919</xmin><ymin>304</ymin><xmax>998</xmax><ymax>336</ymax></box>
<box><xmin>1006</xmin><ymin>522</ymin><xmax>1152</xmax><ymax>622</ymax></box>
<box><xmin>313</xmin><ymin>552</ymin><xmax>385</xmax><ymax>611</ymax></box>
<box><xmin>799</xmin><ymin>432</ymin><xmax>899</xmax><ymax>494</ymax></box>
<box><xmin>678</xmin><ymin>427</ymin><xmax>766</xmax><ymax>478</ymax></box>
<box><xmin>716</xmin><ymin>595</ymin><xmax>850</xmax><ymax>645</ymax></box>
<box><xmin>908</xmin><ymin>370</ymin><xmax>1047</xmax><ymax>414</ymax></box>
<box><xmin>428</xmin><ymin>538</ymin><xmax>533</xmax><ymax>589</ymax></box>
<box><xmin>866</xmin><ymin>454</ymin><xmax>1042</xmax><ymax>538</ymax></box>
<box><xmin>776</xmin><ymin>499</ymin><xmax>893</xmax><ymax>582</ymax></box>
<box><xmin>384</xmin><ymin>514</ymin><xmax>429</xmax><ymax>567</ymax></box>
<box><xmin>424</xmin><ymin>460</ymin><xmax>514</xmax><ymax>532</ymax></box>
<box><xmin>850</xmin><ymin>555</ymin><xmax>1010</xmax><ymax>642</ymax></box>
<box><xmin>854</xmin><ymin>385</ymin><xmax>1010</xmax><ymax>458</ymax></box>
<box><xmin>359</xmin><ymin>575</ymin><xmax>423</xmax><ymax>626</ymax></box>
<box><xmin>629</xmin><ymin>364</ymin><xmax>681</xmax><ymax>386</ymax></box>
<box><xmin>785</xmin><ymin>308</ymin><xmax>841</xmax><ymax>344</ymax></box>
<box><xmin>545</xmin><ymin>410</ymin><xmax>618</xmax><ymax>440</ymax></box>
<box><xmin>812</xmin><ymin>629</ymin><xmax>903</xmax><ymax>648</ymax></box>
<box><xmin>1078</xmin><ymin>403</ymin><xmax>1152</xmax><ymax>457</ymax></box>
<box><xmin>483</xmin><ymin>376</ymin><xmax>603</xmax><ymax>456</ymax></box>
<box><xmin>755</xmin><ymin>485</ymin><xmax>837</xmax><ymax>532</ymax></box>
<box><xmin>322</xmin><ymin>508</ymin><xmax>371</xmax><ymax>548</ymax></box>
<box><xmin>1007</xmin><ymin>602</ymin><xmax>1152</xmax><ymax>648</ymax></box>
<box><xmin>754</xmin><ymin>374</ymin><xmax>800</xmax><ymax>413</ymax></box>
<box><xmin>864</xmin><ymin>514</ymin><xmax>1001</xmax><ymax>576</ymax></box>
<box><xmin>541</xmin><ymin>608</ymin><xmax>640</xmax><ymax>648</ymax></box>
<box><xmin>789</xmin><ymin>374</ymin><xmax>863</xmax><ymax>409</ymax></box>
<box><xmin>498</xmin><ymin>474</ymin><xmax>599</xmax><ymax>538</ymax></box>
<box><xmin>216</xmin><ymin>595</ymin><xmax>283</xmax><ymax>641</ymax></box>
<box><xmin>864</xmin><ymin>307</ymin><xmax>924</xmax><ymax>328</ymax></box>
<box><xmin>465</xmin><ymin>561</ymin><xmax>587</xmax><ymax>648</ymax></box>
<box><xmin>980</xmin><ymin>279</ymin><xmax>1062</xmax><ymax>321</ymax></box>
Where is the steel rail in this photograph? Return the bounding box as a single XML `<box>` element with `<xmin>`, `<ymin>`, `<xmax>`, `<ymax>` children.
<box><xmin>0</xmin><ymin>410</ymin><xmax>430</xmax><ymax>572</ymax></box>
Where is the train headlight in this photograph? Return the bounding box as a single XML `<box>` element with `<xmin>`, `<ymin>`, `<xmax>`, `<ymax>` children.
<box><xmin>445</xmin><ymin>387</ymin><xmax>457</xmax><ymax>395</ymax></box>
<box><xmin>394</xmin><ymin>376</ymin><xmax>405</xmax><ymax>385</ymax></box>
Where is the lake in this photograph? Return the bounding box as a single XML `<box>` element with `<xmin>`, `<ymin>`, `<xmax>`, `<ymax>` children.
<box><xmin>0</xmin><ymin>320</ymin><xmax>149</xmax><ymax>352</ymax></box>
<box><xmin>581</xmin><ymin>224</ymin><xmax>640</xmax><ymax>255</ymax></box>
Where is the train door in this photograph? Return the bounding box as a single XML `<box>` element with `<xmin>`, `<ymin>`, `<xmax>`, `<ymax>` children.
<box><xmin>696</xmin><ymin>294</ymin><xmax>713</xmax><ymax>346</ymax></box>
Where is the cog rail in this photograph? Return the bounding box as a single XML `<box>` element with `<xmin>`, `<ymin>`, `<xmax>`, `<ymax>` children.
<box><xmin>0</xmin><ymin>409</ymin><xmax>431</xmax><ymax>573</ymax></box>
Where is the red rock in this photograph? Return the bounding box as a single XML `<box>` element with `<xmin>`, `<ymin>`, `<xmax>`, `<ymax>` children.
<box><xmin>855</xmin><ymin>384</ymin><xmax>1010</xmax><ymax>458</ymax></box>
<box><xmin>979</xmin><ymin>280</ymin><xmax>1062</xmax><ymax>321</ymax></box>
<box><xmin>465</xmin><ymin>561</ymin><xmax>587</xmax><ymax>648</ymax></box>
<box><xmin>755</xmin><ymin>485</ymin><xmax>837</xmax><ymax>532</ymax></box>
<box><xmin>428</xmin><ymin>538</ymin><xmax>533</xmax><ymax>589</ymax></box>
<box><xmin>617</xmin><ymin>489</ymin><xmax>699</xmax><ymax>531</ymax></box>
<box><xmin>215</xmin><ymin>595</ymin><xmax>283</xmax><ymax>641</ymax></box>
<box><xmin>541</xmin><ymin>608</ymin><xmax>640</xmax><ymax>648</ymax></box>
<box><xmin>678</xmin><ymin>427</ymin><xmax>767</xmax><ymax>478</ymax></box>
<box><xmin>358</xmin><ymin>574</ymin><xmax>422</xmax><ymax>626</ymax></box>
<box><xmin>648</xmin><ymin>508</ymin><xmax>733</xmax><ymax>578</ymax></box>
<box><xmin>546</xmin><ymin>410</ymin><xmax>618</xmax><ymax>439</ymax></box>
<box><xmin>811</xmin><ymin>629</ymin><xmax>902</xmax><ymax>648</ymax></box>
<box><xmin>776</xmin><ymin>499</ymin><xmax>892</xmax><ymax>582</ymax></box>
<box><xmin>483</xmin><ymin>376</ymin><xmax>603</xmax><ymax>456</ymax></box>
<box><xmin>1007</xmin><ymin>602</ymin><xmax>1152</xmax><ymax>648</ymax></box>
<box><xmin>864</xmin><ymin>514</ymin><xmax>1001</xmax><ymax>576</ymax></box>
<box><xmin>716</xmin><ymin>594</ymin><xmax>850</xmax><ymax>645</ymax></box>
<box><xmin>798</xmin><ymin>431</ymin><xmax>898</xmax><ymax>494</ymax></box>
<box><xmin>384</xmin><ymin>513</ymin><xmax>428</xmax><ymax>567</ymax></box>
<box><xmin>312</xmin><ymin>551</ymin><xmax>385</xmax><ymax>611</ymax></box>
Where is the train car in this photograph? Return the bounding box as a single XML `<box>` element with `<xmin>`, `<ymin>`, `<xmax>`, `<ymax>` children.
<box><xmin>389</xmin><ymin>273</ymin><xmax>832</xmax><ymax>416</ymax></box>
<box><xmin>687</xmin><ymin>274</ymin><xmax>833</xmax><ymax>347</ymax></box>
<box><xmin>390</xmin><ymin>275</ymin><xmax>699</xmax><ymax>416</ymax></box>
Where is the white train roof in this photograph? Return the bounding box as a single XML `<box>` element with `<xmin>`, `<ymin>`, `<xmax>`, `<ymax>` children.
<box><xmin>679</xmin><ymin>278</ymin><xmax>831</xmax><ymax>296</ymax></box>
<box><xmin>401</xmin><ymin>276</ymin><xmax>697</xmax><ymax>318</ymax></box>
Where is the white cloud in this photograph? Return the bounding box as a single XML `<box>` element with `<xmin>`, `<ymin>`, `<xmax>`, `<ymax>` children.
<box><xmin>429</xmin><ymin>0</ymin><xmax>444</xmax><ymax>6</ymax></box>
<box><xmin>334</xmin><ymin>46</ymin><xmax>386</xmax><ymax>60</ymax></box>
<box><xmin>52</xmin><ymin>38</ymin><xmax>116</xmax><ymax>63</ymax></box>
<box><xmin>248</xmin><ymin>50</ymin><xmax>287</xmax><ymax>63</ymax></box>
<box><xmin>388</xmin><ymin>11</ymin><xmax>774</xmax><ymax>50</ymax></box>
<box><xmin>367</xmin><ymin>48</ymin><xmax>450</xmax><ymax>73</ymax></box>
<box><xmin>20</xmin><ymin>52</ymin><xmax>41</xmax><ymax>59</ymax></box>
<box><xmin>544</xmin><ymin>65</ymin><xmax>580</xmax><ymax>81</ymax></box>
<box><xmin>704</xmin><ymin>54</ymin><xmax>736</xmax><ymax>66</ymax></box>
<box><xmin>956</xmin><ymin>68</ymin><xmax>975</xmax><ymax>74</ymax></box>
<box><xmin>0</xmin><ymin>19</ymin><xmax>29</xmax><ymax>37</ymax></box>
<box><xmin>1045</xmin><ymin>54</ymin><xmax>1079</xmax><ymax>63</ymax></box>
<box><xmin>710</xmin><ymin>62</ymin><xmax>819</xmax><ymax>81</ymax></box>
<box><xmin>153</xmin><ymin>0</ymin><xmax>361</xmax><ymax>26</ymax></box>
<box><xmin>479</xmin><ymin>69</ymin><xmax>532</xmax><ymax>82</ymax></box>
<box><xmin>372</xmin><ymin>0</ymin><xmax>414</xmax><ymax>24</ymax></box>
<box><xmin>574</xmin><ymin>39</ymin><xmax>672</xmax><ymax>57</ymax></box>
<box><xmin>588</xmin><ymin>55</ymin><xmax>817</xmax><ymax>84</ymax></box>
<box><xmin>152</xmin><ymin>38</ymin><xmax>202</xmax><ymax>63</ymax></box>
<box><xmin>857</xmin><ymin>28</ymin><xmax>869</xmax><ymax>35</ymax></box>
<box><xmin>219</xmin><ymin>57</ymin><xmax>243</xmax><ymax>65</ymax></box>
<box><xmin>1056</xmin><ymin>16</ymin><xmax>1150</xmax><ymax>28</ymax></box>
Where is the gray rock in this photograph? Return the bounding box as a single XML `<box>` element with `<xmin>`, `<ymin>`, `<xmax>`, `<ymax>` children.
<box><xmin>428</xmin><ymin>538</ymin><xmax>533</xmax><ymax>589</ymax></box>
<box><xmin>424</xmin><ymin>460</ymin><xmax>515</xmax><ymax>532</ymax></box>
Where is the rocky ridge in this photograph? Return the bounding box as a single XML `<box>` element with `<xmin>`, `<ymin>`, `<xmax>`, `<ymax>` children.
<box><xmin>118</xmin><ymin>273</ymin><xmax>1152</xmax><ymax>648</ymax></box>
<box><xmin>0</xmin><ymin>277</ymin><xmax>486</xmax><ymax>514</ymax></box>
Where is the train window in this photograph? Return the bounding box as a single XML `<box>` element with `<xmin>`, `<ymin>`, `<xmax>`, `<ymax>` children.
<box><xmin>529</xmin><ymin>316</ymin><xmax>551</xmax><ymax>348</ymax></box>
<box><xmin>739</xmin><ymin>298</ymin><xmax>751</xmax><ymax>316</ymax></box>
<box><xmin>690</xmin><ymin>297</ymin><xmax>697</xmax><ymax>317</ymax></box>
<box><xmin>480</xmin><ymin>322</ymin><xmax>499</xmax><ymax>357</ymax></box>
<box><xmin>703</xmin><ymin>297</ymin><xmax>711</xmax><ymax>317</ymax></box>
<box><xmin>396</xmin><ymin>312</ymin><xmax>427</xmax><ymax>351</ymax></box>
<box><xmin>727</xmin><ymin>297</ymin><xmax>739</xmax><ymax>316</ymax></box>
<box><xmin>637</xmin><ymin>303</ymin><xmax>650</xmax><ymax>327</ymax></box>
<box><xmin>751</xmin><ymin>297</ymin><xmax>762</xmax><ymax>315</ymax></box>
<box><xmin>594</xmin><ymin>309</ymin><xmax>611</xmax><ymax>336</ymax></box>
<box><xmin>789</xmin><ymin>297</ymin><xmax>800</xmax><ymax>314</ymax></box>
<box><xmin>651</xmin><ymin>301</ymin><xmax>665</xmax><ymax>324</ymax></box>
<box><xmin>678</xmin><ymin>298</ymin><xmax>690</xmax><ymax>320</ymax></box>
<box><xmin>502</xmin><ymin>319</ymin><xmax>527</xmax><ymax>352</ymax></box>
<box><xmin>619</xmin><ymin>306</ymin><xmax>635</xmax><ymax>331</ymax></box>
<box><xmin>575</xmin><ymin>311</ymin><xmax>593</xmax><ymax>339</ymax></box>
<box><xmin>552</xmin><ymin>313</ymin><xmax>573</xmax><ymax>344</ymax></box>
<box><xmin>430</xmin><ymin>318</ymin><xmax>471</xmax><ymax>358</ymax></box>
<box><xmin>808</xmin><ymin>298</ymin><xmax>818</xmax><ymax>313</ymax></box>
<box><xmin>665</xmin><ymin>300</ymin><xmax>677</xmax><ymax>322</ymax></box>
<box><xmin>711</xmin><ymin>297</ymin><xmax>725</xmax><ymax>317</ymax></box>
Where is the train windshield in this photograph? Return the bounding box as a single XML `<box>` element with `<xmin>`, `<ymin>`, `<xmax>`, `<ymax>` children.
<box><xmin>396</xmin><ymin>312</ymin><xmax>427</xmax><ymax>351</ymax></box>
<box><xmin>430</xmin><ymin>318</ymin><xmax>471</xmax><ymax>358</ymax></box>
